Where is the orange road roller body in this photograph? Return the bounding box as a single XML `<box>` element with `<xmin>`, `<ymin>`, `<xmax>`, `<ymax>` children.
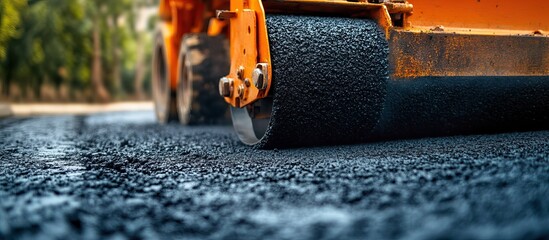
<box><xmin>152</xmin><ymin>0</ymin><xmax>549</xmax><ymax>148</ymax></box>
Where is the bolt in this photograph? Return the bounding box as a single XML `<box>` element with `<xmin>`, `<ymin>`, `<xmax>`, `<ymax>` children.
<box><xmin>252</xmin><ymin>69</ymin><xmax>264</xmax><ymax>89</ymax></box>
<box><xmin>244</xmin><ymin>78</ymin><xmax>251</xmax><ymax>87</ymax></box>
<box><xmin>219</xmin><ymin>77</ymin><xmax>233</xmax><ymax>97</ymax></box>
<box><xmin>237</xmin><ymin>84</ymin><xmax>245</xmax><ymax>99</ymax></box>
<box><xmin>216</xmin><ymin>10</ymin><xmax>236</xmax><ymax>20</ymax></box>
<box><xmin>237</xmin><ymin>66</ymin><xmax>245</xmax><ymax>80</ymax></box>
<box><xmin>253</xmin><ymin>63</ymin><xmax>269</xmax><ymax>90</ymax></box>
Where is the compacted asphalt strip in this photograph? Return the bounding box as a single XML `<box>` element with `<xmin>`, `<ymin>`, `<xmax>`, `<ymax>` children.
<box><xmin>0</xmin><ymin>111</ymin><xmax>548</xmax><ymax>239</ymax></box>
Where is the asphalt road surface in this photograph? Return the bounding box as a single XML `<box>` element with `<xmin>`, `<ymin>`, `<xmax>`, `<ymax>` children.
<box><xmin>1</xmin><ymin>111</ymin><xmax>548</xmax><ymax>240</ymax></box>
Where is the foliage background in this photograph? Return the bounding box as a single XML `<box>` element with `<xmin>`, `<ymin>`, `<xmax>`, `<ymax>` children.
<box><xmin>0</xmin><ymin>0</ymin><xmax>158</xmax><ymax>102</ymax></box>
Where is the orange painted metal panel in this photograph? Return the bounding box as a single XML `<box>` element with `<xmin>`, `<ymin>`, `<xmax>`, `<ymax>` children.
<box><xmin>221</xmin><ymin>0</ymin><xmax>272</xmax><ymax>108</ymax></box>
<box><xmin>408</xmin><ymin>0</ymin><xmax>549</xmax><ymax>32</ymax></box>
<box><xmin>389</xmin><ymin>30</ymin><xmax>549</xmax><ymax>79</ymax></box>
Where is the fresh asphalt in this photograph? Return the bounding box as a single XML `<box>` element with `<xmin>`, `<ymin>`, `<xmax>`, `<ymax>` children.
<box><xmin>1</xmin><ymin>111</ymin><xmax>548</xmax><ymax>239</ymax></box>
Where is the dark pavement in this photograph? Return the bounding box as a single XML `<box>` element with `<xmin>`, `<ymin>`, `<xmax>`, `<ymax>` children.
<box><xmin>1</xmin><ymin>111</ymin><xmax>548</xmax><ymax>239</ymax></box>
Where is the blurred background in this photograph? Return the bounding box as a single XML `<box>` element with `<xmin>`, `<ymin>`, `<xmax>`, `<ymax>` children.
<box><xmin>0</xmin><ymin>0</ymin><xmax>159</xmax><ymax>103</ymax></box>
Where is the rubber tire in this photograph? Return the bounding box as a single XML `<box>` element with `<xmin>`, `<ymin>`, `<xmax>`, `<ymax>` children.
<box><xmin>152</xmin><ymin>32</ymin><xmax>178</xmax><ymax>123</ymax></box>
<box><xmin>176</xmin><ymin>34</ymin><xmax>230</xmax><ymax>125</ymax></box>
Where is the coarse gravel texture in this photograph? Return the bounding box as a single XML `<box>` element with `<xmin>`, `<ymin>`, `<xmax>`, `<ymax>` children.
<box><xmin>257</xmin><ymin>15</ymin><xmax>388</xmax><ymax>148</ymax></box>
<box><xmin>1</xmin><ymin>111</ymin><xmax>549</xmax><ymax>240</ymax></box>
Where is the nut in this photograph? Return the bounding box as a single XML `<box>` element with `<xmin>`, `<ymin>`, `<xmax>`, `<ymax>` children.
<box><xmin>253</xmin><ymin>63</ymin><xmax>269</xmax><ymax>90</ymax></box>
<box><xmin>237</xmin><ymin>84</ymin><xmax>245</xmax><ymax>99</ymax></box>
<box><xmin>218</xmin><ymin>77</ymin><xmax>233</xmax><ymax>97</ymax></box>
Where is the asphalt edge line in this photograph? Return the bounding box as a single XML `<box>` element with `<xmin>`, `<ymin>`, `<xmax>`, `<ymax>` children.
<box><xmin>0</xmin><ymin>103</ymin><xmax>12</xmax><ymax>118</ymax></box>
<box><xmin>0</xmin><ymin>102</ymin><xmax>153</xmax><ymax>117</ymax></box>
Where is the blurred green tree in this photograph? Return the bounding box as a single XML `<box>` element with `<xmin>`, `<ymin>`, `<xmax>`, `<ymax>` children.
<box><xmin>3</xmin><ymin>0</ymin><xmax>92</xmax><ymax>99</ymax></box>
<box><xmin>85</xmin><ymin>0</ymin><xmax>150</xmax><ymax>101</ymax></box>
<box><xmin>0</xmin><ymin>0</ymin><xmax>27</xmax><ymax>95</ymax></box>
<box><xmin>0</xmin><ymin>0</ymin><xmax>157</xmax><ymax>101</ymax></box>
<box><xmin>0</xmin><ymin>0</ymin><xmax>26</xmax><ymax>60</ymax></box>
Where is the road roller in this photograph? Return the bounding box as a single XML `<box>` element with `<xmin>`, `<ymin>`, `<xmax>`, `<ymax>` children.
<box><xmin>152</xmin><ymin>0</ymin><xmax>549</xmax><ymax>148</ymax></box>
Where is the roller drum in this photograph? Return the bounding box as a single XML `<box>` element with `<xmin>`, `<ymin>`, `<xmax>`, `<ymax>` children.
<box><xmin>231</xmin><ymin>14</ymin><xmax>549</xmax><ymax>149</ymax></box>
<box><xmin>231</xmin><ymin>15</ymin><xmax>389</xmax><ymax>148</ymax></box>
